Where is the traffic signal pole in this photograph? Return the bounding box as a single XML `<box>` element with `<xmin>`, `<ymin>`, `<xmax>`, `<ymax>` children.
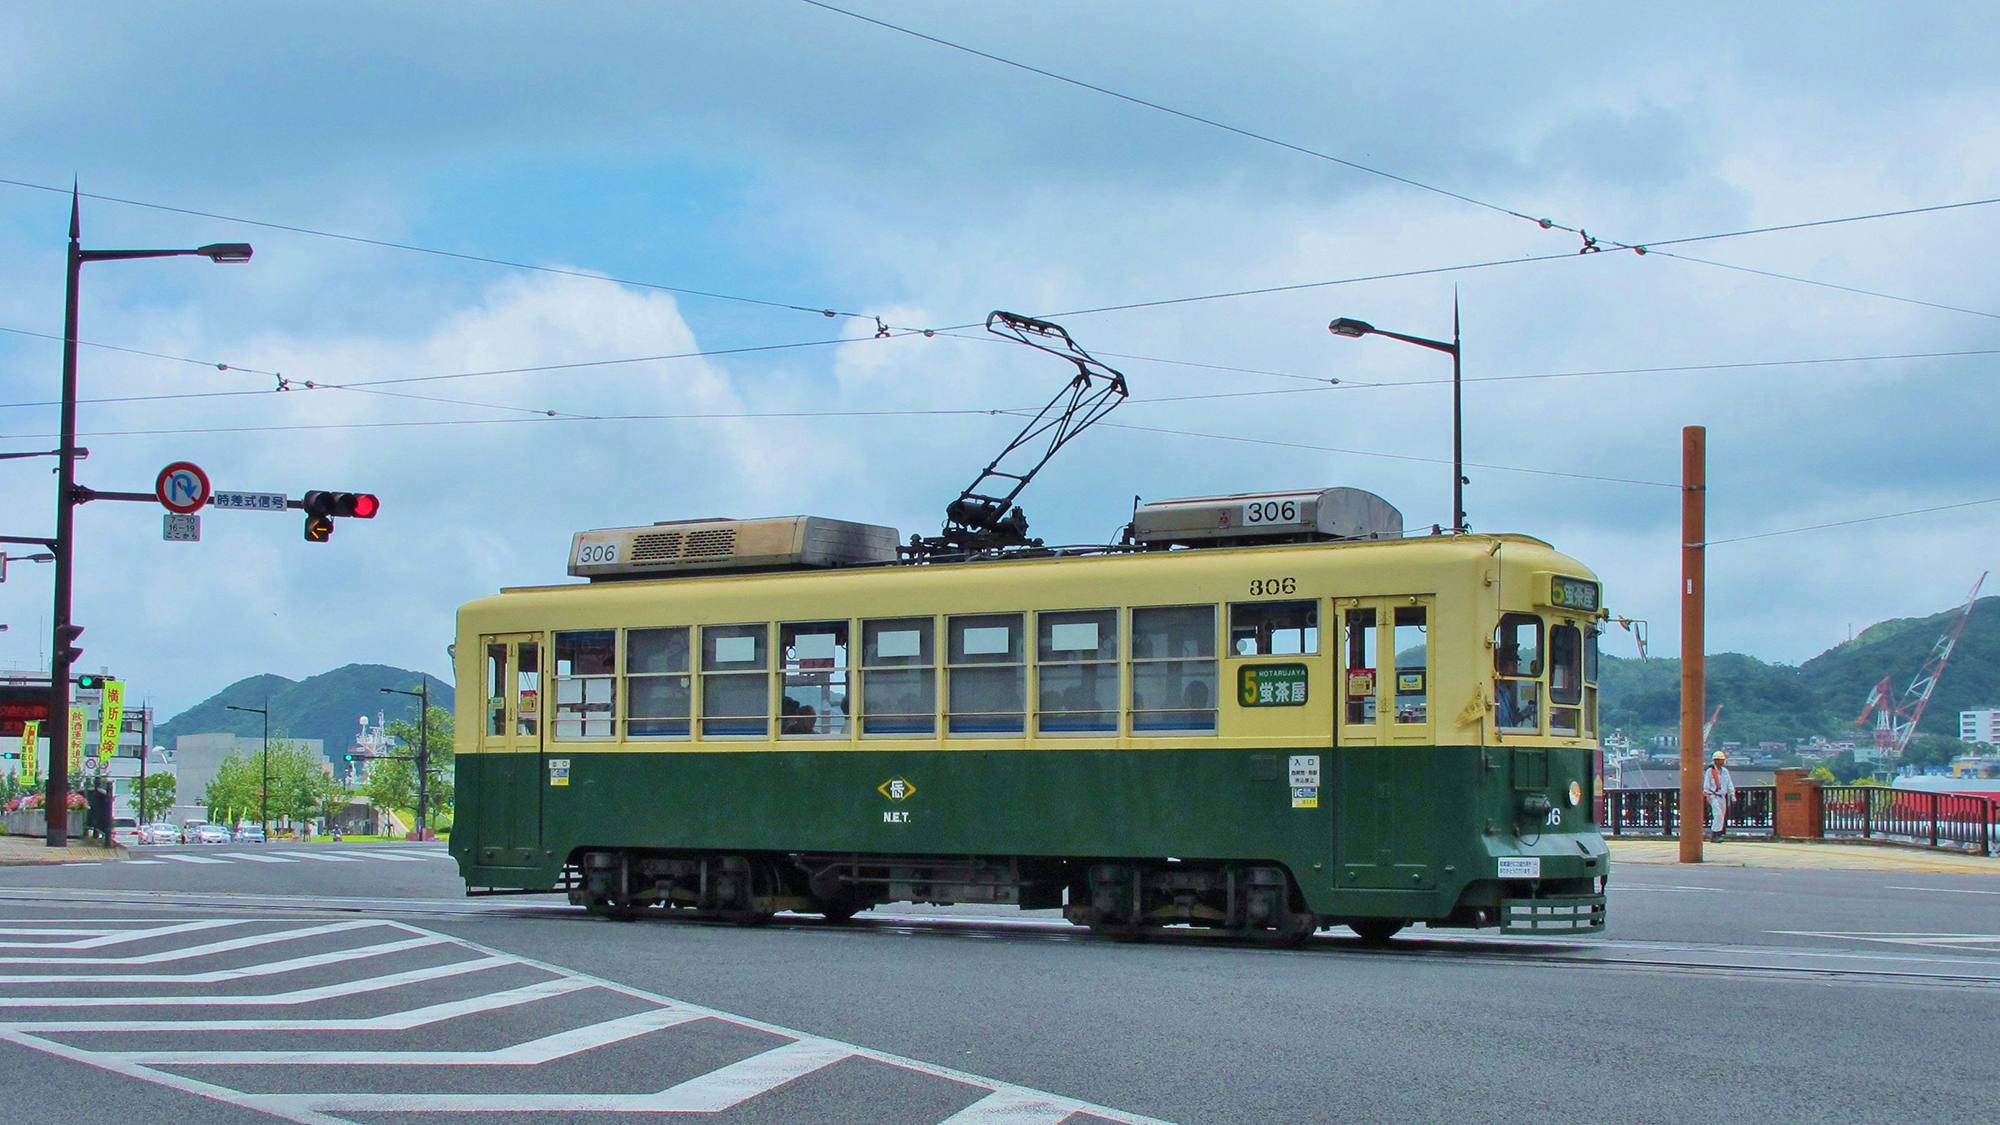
<box><xmin>46</xmin><ymin>201</ymin><xmax>85</xmax><ymax>847</ymax></box>
<box><xmin>415</xmin><ymin>678</ymin><xmax>430</xmax><ymax>842</ymax></box>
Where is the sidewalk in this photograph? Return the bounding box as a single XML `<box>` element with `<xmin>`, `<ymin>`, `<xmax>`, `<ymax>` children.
<box><xmin>0</xmin><ymin>835</ymin><xmax>127</xmax><ymax>866</ymax></box>
<box><xmin>1609</xmin><ymin>836</ymin><xmax>2000</xmax><ymax>874</ymax></box>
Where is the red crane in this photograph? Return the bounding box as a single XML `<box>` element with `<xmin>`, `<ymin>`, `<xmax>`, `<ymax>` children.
<box><xmin>1857</xmin><ymin>571</ymin><xmax>1987</xmax><ymax>760</ymax></box>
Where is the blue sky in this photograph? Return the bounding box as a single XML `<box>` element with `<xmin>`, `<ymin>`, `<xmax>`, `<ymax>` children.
<box><xmin>1</xmin><ymin>1</ymin><xmax>1996</xmax><ymax>718</ymax></box>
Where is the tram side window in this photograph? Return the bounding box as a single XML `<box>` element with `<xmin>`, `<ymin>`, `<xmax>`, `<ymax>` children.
<box><xmin>1130</xmin><ymin>605</ymin><xmax>1217</xmax><ymax>733</ymax></box>
<box><xmin>553</xmin><ymin>630</ymin><xmax>616</xmax><ymax>739</ymax></box>
<box><xmin>947</xmin><ymin>614</ymin><xmax>1025</xmax><ymax>735</ymax></box>
<box><xmin>517</xmin><ymin>642</ymin><xmax>541</xmax><ymax>736</ymax></box>
<box><xmin>781</xmin><ymin>621</ymin><xmax>850</xmax><ymax>737</ymax></box>
<box><xmin>1494</xmin><ymin>613</ymin><xmax>1542</xmax><ymax>734</ymax></box>
<box><xmin>701</xmin><ymin>624</ymin><xmax>770</xmax><ymax>738</ymax></box>
<box><xmin>1344</xmin><ymin>608</ymin><xmax>1377</xmax><ymax>725</ymax></box>
<box><xmin>625</xmin><ymin>627</ymin><xmax>691</xmax><ymax>739</ymax></box>
<box><xmin>1393</xmin><ymin>607</ymin><xmax>1427</xmax><ymax>724</ymax></box>
<box><xmin>1549</xmin><ymin>624</ymin><xmax>1582</xmax><ymax>736</ymax></box>
<box><xmin>485</xmin><ymin>643</ymin><xmax>508</xmax><ymax>737</ymax></box>
<box><xmin>1229</xmin><ymin>601</ymin><xmax>1318</xmax><ymax>656</ymax></box>
<box><xmin>1037</xmin><ymin>609</ymin><xmax>1118</xmax><ymax>734</ymax></box>
<box><xmin>1583</xmin><ymin>626</ymin><xmax>1601</xmax><ymax>737</ymax></box>
<box><xmin>861</xmin><ymin>618</ymin><xmax>936</xmax><ymax>736</ymax></box>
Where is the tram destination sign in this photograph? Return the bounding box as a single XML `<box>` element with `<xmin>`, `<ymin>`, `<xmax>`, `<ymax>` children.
<box><xmin>1239</xmin><ymin>663</ymin><xmax>1309</xmax><ymax>707</ymax></box>
<box><xmin>210</xmin><ymin>491</ymin><xmax>289</xmax><ymax>512</ymax></box>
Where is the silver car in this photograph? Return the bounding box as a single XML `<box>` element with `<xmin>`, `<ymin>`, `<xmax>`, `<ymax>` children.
<box><xmin>194</xmin><ymin>823</ymin><xmax>232</xmax><ymax>845</ymax></box>
<box><xmin>141</xmin><ymin>823</ymin><xmax>178</xmax><ymax>845</ymax></box>
<box><xmin>180</xmin><ymin>821</ymin><xmax>210</xmax><ymax>844</ymax></box>
<box><xmin>232</xmin><ymin>824</ymin><xmax>266</xmax><ymax>844</ymax></box>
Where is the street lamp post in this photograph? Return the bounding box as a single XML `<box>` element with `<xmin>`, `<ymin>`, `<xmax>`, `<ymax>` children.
<box><xmin>381</xmin><ymin>682</ymin><xmax>431</xmax><ymax>840</ymax></box>
<box><xmin>1329</xmin><ymin>294</ymin><xmax>1466</xmax><ymax>534</ymax></box>
<box><xmin>44</xmin><ymin>188</ymin><xmax>250</xmax><ymax>847</ymax></box>
<box><xmin>225</xmin><ymin>703</ymin><xmax>270</xmax><ymax>835</ymax></box>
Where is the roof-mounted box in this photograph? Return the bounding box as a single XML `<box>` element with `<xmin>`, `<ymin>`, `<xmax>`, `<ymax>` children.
<box><xmin>569</xmin><ymin>515</ymin><xmax>899</xmax><ymax>580</ymax></box>
<box><xmin>1132</xmin><ymin>487</ymin><xmax>1403</xmax><ymax>548</ymax></box>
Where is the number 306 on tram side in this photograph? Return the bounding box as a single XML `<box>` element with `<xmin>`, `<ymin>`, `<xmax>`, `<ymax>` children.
<box><xmin>451</xmin><ymin>487</ymin><xmax>1609</xmax><ymax>944</ymax></box>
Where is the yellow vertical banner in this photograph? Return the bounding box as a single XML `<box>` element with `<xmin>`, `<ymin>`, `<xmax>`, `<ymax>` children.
<box><xmin>68</xmin><ymin>706</ymin><xmax>85</xmax><ymax>776</ymax></box>
<box><xmin>18</xmin><ymin>721</ymin><xmax>36</xmax><ymax>786</ymax></box>
<box><xmin>97</xmin><ymin>680</ymin><xmax>125</xmax><ymax>769</ymax></box>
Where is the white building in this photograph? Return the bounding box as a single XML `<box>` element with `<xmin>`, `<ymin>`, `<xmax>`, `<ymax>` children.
<box><xmin>1961</xmin><ymin>707</ymin><xmax>2000</xmax><ymax>746</ymax></box>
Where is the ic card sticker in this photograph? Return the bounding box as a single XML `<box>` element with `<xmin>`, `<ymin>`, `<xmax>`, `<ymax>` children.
<box><xmin>548</xmin><ymin>758</ymin><xmax>570</xmax><ymax>787</ymax></box>
<box><xmin>1291</xmin><ymin>786</ymin><xmax>1319</xmax><ymax>809</ymax></box>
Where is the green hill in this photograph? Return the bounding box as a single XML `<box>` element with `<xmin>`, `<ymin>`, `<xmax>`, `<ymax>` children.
<box><xmin>157</xmin><ymin>663</ymin><xmax>454</xmax><ymax>763</ymax></box>
<box><xmin>1600</xmin><ymin>595</ymin><xmax>2000</xmax><ymax>751</ymax></box>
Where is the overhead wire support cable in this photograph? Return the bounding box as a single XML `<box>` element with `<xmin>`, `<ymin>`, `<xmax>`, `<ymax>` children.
<box><xmin>0</xmin><ymin>175</ymin><xmax>913</xmax><ymax>329</ymax></box>
<box><xmin>1703</xmin><ymin>497</ymin><xmax>2000</xmax><ymax>546</ymax></box>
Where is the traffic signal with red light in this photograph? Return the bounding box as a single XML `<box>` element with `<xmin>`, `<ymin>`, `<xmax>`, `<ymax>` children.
<box><xmin>300</xmin><ymin>491</ymin><xmax>379</xmax><ymax>543</ymax></box>
<box><xmin>53</xmin><ymin>624</ymin><xmax>83</xmax><ymax>665</ymax></box>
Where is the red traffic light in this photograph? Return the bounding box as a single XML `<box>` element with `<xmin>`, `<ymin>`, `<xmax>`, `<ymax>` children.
<box><xmin>345</xmin><ymin>493</ymin><xmax>379</xmax><ymax>519</ymax></box>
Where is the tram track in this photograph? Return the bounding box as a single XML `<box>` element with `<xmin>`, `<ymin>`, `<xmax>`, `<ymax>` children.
<box><xmin>3</xmin><ymin>885</ymin><xmax>1996</xmax><ymax>989</ymax></box>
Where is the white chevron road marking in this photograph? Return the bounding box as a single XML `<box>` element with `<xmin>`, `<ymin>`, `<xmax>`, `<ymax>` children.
<box><xmin>0</xmin><ymin>914</ymin><xmax>1183</xmax><ymax>1125</ymax></box>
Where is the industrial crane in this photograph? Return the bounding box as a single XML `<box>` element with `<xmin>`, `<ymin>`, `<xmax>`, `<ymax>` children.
<box><xmin>1856</xmin><ymin>571</ymin><xmax>1987</xmax><ymax>761</ymax></box>
<box><xmin>905</xmin><ymin>311</ymin><xmax>1129</xmax><ymax>558</ymax></box>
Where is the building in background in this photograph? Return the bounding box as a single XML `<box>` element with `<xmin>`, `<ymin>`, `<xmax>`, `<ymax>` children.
<box><xmin>172</xmin><ymin>733</ymin><xmax>325</xmax><ymax>820</ymax></box>
<box><xmin>1959</xmin><ymin>707</ymin><xmax>2000</xmax><ymax>746</ymax></box>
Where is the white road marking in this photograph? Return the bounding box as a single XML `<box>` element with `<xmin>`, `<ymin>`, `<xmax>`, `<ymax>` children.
<box><xmin>125</xmin><ymin>859</ymin><xmax>165</xmax><ymax>865</ymax></box>
<box><xmin>272</xmin><ymin>852</ymin><xmax>361</xmax><ymax>863</ymax></box>
<box><xmin>0</xmin><ymin>932</ymin><xmax>451</xmax><ymax>985</ymax></box>
<box><xmin>115</xmin><ymin>1007</ymin><xmax>705</xmax><ymax>1066</ymax></box>
<box><xmin>939</xmin><ymin>1090</ymin><xmax>1087</xmax><ymax>1125</ymax></box>
<box><xmin>12</xmin><ymin>975</ymin><xmax>591</xmax><ymax>1031</ymax></box>
<box><xmin>0</xmin><ymin>913</ymin><xmax>1183</xmax><ymax>1125</ymax></box>
<box><xmin>1887</xmin><ymin>885</ymin><xmax>2000</xmax><ymax>896</ymax></box>
<box><xmin>326</xmin><ymin>850</ymin><xmax>425</xmax><ymax>863</ymax></box>
<box><xmin>0</xmin><ymin>920</ymin><xmax>241</xmax><ymax>951</ymax></box>
<box><xmin>160</xmin><ymin>855</ymin><xmax>229</xmax><ymax>865</ymax></box>
<box><xmin>1769</xmin><ymin>929</ymin><xmax>2000</xmax><ymax>950</ymax></box>
<box><xmin>217</xmin><ymin>852</ymin><xmax>298</xmax><ymax>863</ymax></box>
<box><xmin>0</xmin><ymin>920</ymin><xmax>379</xmax><ymax>965</ymax></box>
<box><xmin>0</xmin><ymin>953</ymin><xmax>512</xmax><ymax>1008</ymax></box>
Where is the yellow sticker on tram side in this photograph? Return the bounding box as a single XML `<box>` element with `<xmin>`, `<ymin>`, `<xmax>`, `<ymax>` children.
<box><xmin>1292</xmin><ymin>786</ymin><xmax>1319</xmax><ymax>809</ymax></box>
<box><xmin>548</xmin><ymin>758</ymin><xmax>569</xmax><ymax>787</ymax></box>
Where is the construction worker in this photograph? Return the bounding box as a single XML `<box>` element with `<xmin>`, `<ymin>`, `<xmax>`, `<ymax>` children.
<box><xmin>1703</xmin><ymin>750</ymin><xmax>1736</xmax><ymax>841</ymax></box>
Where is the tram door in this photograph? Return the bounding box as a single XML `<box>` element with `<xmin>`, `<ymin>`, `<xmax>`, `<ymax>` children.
<box><xmin>1334</xmin><ymin>596</ymin><xmax>1439</xmax><ymax>889</ymax></box>
<box><xmin>474</xmin><ymin>633</ymin><xmax>544</xmax><ymax>868</ymax></box>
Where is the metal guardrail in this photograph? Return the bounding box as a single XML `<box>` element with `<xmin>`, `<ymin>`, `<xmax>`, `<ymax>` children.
<box><xmin>1821</xmin><ymin>786</ymin><xmax>1997</xmax><ymax>855</ymax></box>
<box><xmin>1605</xmin><ymin>785</ymin><xmax>1999</xmax><ymax>856</ymax></box>
<box><xmin>1604</xmin><ymin>787</ymin><xmax>1774</xmax><ymax>837</ymax></box>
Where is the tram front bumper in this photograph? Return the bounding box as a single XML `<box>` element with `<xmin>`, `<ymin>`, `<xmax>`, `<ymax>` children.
<box><xmin>1500</xmin><ymin>891</ymin><xmax>1606</xmax><ymax>935</ymax></box>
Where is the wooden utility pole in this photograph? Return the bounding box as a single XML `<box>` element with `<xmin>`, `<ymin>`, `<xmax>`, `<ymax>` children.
<box><xmin>1680</xmin><ymin>426</ymin><xmax>1706</xmax><ymax>863</ymax></box>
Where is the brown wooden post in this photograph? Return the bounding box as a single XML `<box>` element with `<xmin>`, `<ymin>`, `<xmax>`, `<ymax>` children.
<box><xmin>1680</xmin><ymin>426</ymin><xmax>1706</xmax><ymax>863</ymax></box>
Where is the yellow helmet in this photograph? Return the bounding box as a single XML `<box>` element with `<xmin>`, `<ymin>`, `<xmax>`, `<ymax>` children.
<box><xmin>1711</xmin><ymin>750</ymin><xmax>1726</xmax><ymax>761</ymax></box>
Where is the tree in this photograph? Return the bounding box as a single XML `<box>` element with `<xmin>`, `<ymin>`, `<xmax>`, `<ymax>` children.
<box><xmin>134</xmin><ymin>772</ymin><xmax>177</xmax><ymax>823</ymax></box>
<box><xmin>361</xmin><ymin>756</ymin><xmax>417</xmax><ymax>823</ymax></box>
<box><xmin>1901</xmin><ymin>734</ymin><xmax>1966</xmax><ymax>772</ymax></box>
<box><xmin>202</xmin><ymin>735</ymin><xmax>347</xmax><ymax>828</ymax></box>
<box><xmin>1807</xmin><ymin>765</ymin><xmax>1836</xmax><ymax>784</ymax></box>
<box><xmin>385</xmin><ymin>703</ymin><xmax>455</xmax><ymax>815</ymax></box>
<box><xmin>203</xmin><ymin>752</ymin><xmax>262</xmax><ymax>826</ymax></box>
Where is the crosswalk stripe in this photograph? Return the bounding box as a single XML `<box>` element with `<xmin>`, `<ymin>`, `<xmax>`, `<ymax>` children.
<box><xmin>0</xmin><ymin>932</ymin><xmax>451</xmax><ymax>985</ymax></box>
<box><xmin>160</xmin><ymin>855</ymin><xmax>229</xmax><ymax>865</ymax></box>
<box><xmin>271</xmin><ymin>852</ymin><xmax>359</xmax><ymax>862</ymax></box>
<box><xmin>0</xmin><ymin>952</ymin><xmax>511</xmax><ymax>1008</ymax></box>
<box><xmin>115</xmin><ymin>1006</ymin><xmax>704</xmax><ymax>1065</ymax></box>
<box><xmin>937</xmin><ymin>1091</ymin><xmax>1085</xmax><ymax>1125</ymax></box>
<box><xmin>0</xmin><ymin>920</ymin><xmax>379</xmax><ymax>966</ymax></box>
<box><xmin>326</xmin><ymin>850</ymin><xmax>424</xmax><ymax>862</ymax></box>
<box><xmin>13</xmin><ymin>975</ymin><xmax>592</xmax><ymax>1031</ymax></box>
<box><xmin>124</xmin><ymin>859</ymin><xmax>164</xmax><ymax>865</ymax></box>
<box><xmin>216</xmin><ymin>852</ymin><xmax>297</xmax><ymax>864</ymax></box>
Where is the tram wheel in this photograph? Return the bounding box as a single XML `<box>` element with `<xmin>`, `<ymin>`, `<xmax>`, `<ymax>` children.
<box><xmin>1349</xmin><ymin>919</ymin><xmax>1405</xmax><ymax>945</ymax></box>
<box><xmin>812</xmin><ymin>896</ymin><xmax>863</xmax><ymax>923</ymax></box>
<box><xmin>584</xmin><ymin>897</ymin><xmax>639</xmax><ymax>922</ymax></box>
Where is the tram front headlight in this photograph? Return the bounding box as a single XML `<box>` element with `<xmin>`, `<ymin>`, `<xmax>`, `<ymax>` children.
<box><xmin>1567</xmin><ymin>780</ymin><xmax>1583</xmax><ymax>807</ymax></box>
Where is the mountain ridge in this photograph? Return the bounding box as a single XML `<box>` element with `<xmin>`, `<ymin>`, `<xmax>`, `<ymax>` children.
<box><xmin>157</xmin><ymin>663</ymin><xmax>454</xmax><ymax>762</ymax></box>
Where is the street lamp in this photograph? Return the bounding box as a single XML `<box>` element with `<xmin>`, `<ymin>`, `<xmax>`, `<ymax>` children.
<box><xmin>224</xmin><ymin>703</ymin><xmax>270</xmax><ymax>836</ymax></box>
<box><xmin>1328</xmin><ymin>295</ymin><xmax>1467</xmax><ymax>534</ymax></box>
<box><xmin>381</xmin><ymin>683</ymin><xmax>431</xmax><ymax>841</ymax></box>
<box><xmin>44</xmin><ymin>188</ymin><xmax>250</xmax><ymax>847</ymax></box>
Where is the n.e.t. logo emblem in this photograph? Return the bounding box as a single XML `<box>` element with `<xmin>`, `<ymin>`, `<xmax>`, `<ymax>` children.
<box><xmin>878</xmin><ymin>776</ymin><xmax>915</xmax><ymax>823</ymax></box>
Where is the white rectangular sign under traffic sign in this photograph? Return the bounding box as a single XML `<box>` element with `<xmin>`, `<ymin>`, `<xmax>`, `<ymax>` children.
<box><xmin>163</xmin><ymin>513</ymin><xmax>201</xmax><ymax>542</ymax></box>
<box><xmin>209</xmin><ymin>491</ymin><xmax>289</xmax><ymax>512</ymax></box>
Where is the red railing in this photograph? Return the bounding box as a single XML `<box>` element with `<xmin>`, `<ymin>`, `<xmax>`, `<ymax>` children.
<box><xmin>1821</xmin><ymin>786</ymin><xmax>1998</xmax><ymax>855</ymax></box>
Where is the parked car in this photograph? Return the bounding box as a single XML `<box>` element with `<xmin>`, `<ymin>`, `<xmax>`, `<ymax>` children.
<box><xmin>111</xmin><ymin>817</ymin><xmax>141</xmax><ymax>847</ymax></box>
<box><xmin>194</xmin><ymin>823</ymin><xmax>232</xmax><ymax>845</ymax></box>
<box><xmin>180</xmin><ymin>820</ymin><xmax>210</xmax><ymax>844</ymax></box>
<box><xmin>232</xmin><ymin>824</ymin><xmax>266</xmax><ymax>844</ymax></box>
<box><xmin>142</xmin><ymin>822</ymin><xmax>178</xmax><ymax>845</ymax></box>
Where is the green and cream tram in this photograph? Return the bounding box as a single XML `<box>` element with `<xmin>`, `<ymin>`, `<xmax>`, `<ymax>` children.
<box><xmin>451</xmin><ymin>487</ymin><xmax>1608</xmax><ymax>942</ymax></box>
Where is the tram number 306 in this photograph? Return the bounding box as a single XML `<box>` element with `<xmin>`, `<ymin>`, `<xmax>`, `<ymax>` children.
<box><xmin>577</xmin><ymin>542</ymin><xmax>619</xmax><ymax>565</ymax></box>
<box><xmin>1249</xmin><ymin>577</ymin><xmax>1297</xmax><ymax>596</ymax></box>
<box><xmin>1243</xmin><ymin>499</ymin><xmax>1299</xmax><ymax>524</ymax></box>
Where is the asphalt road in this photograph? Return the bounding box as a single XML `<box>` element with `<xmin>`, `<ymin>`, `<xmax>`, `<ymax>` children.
<box><xmin>0</xmin><ymin>843</ymin><xmax>1994</xmax><ymax>1125</ymax></box>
